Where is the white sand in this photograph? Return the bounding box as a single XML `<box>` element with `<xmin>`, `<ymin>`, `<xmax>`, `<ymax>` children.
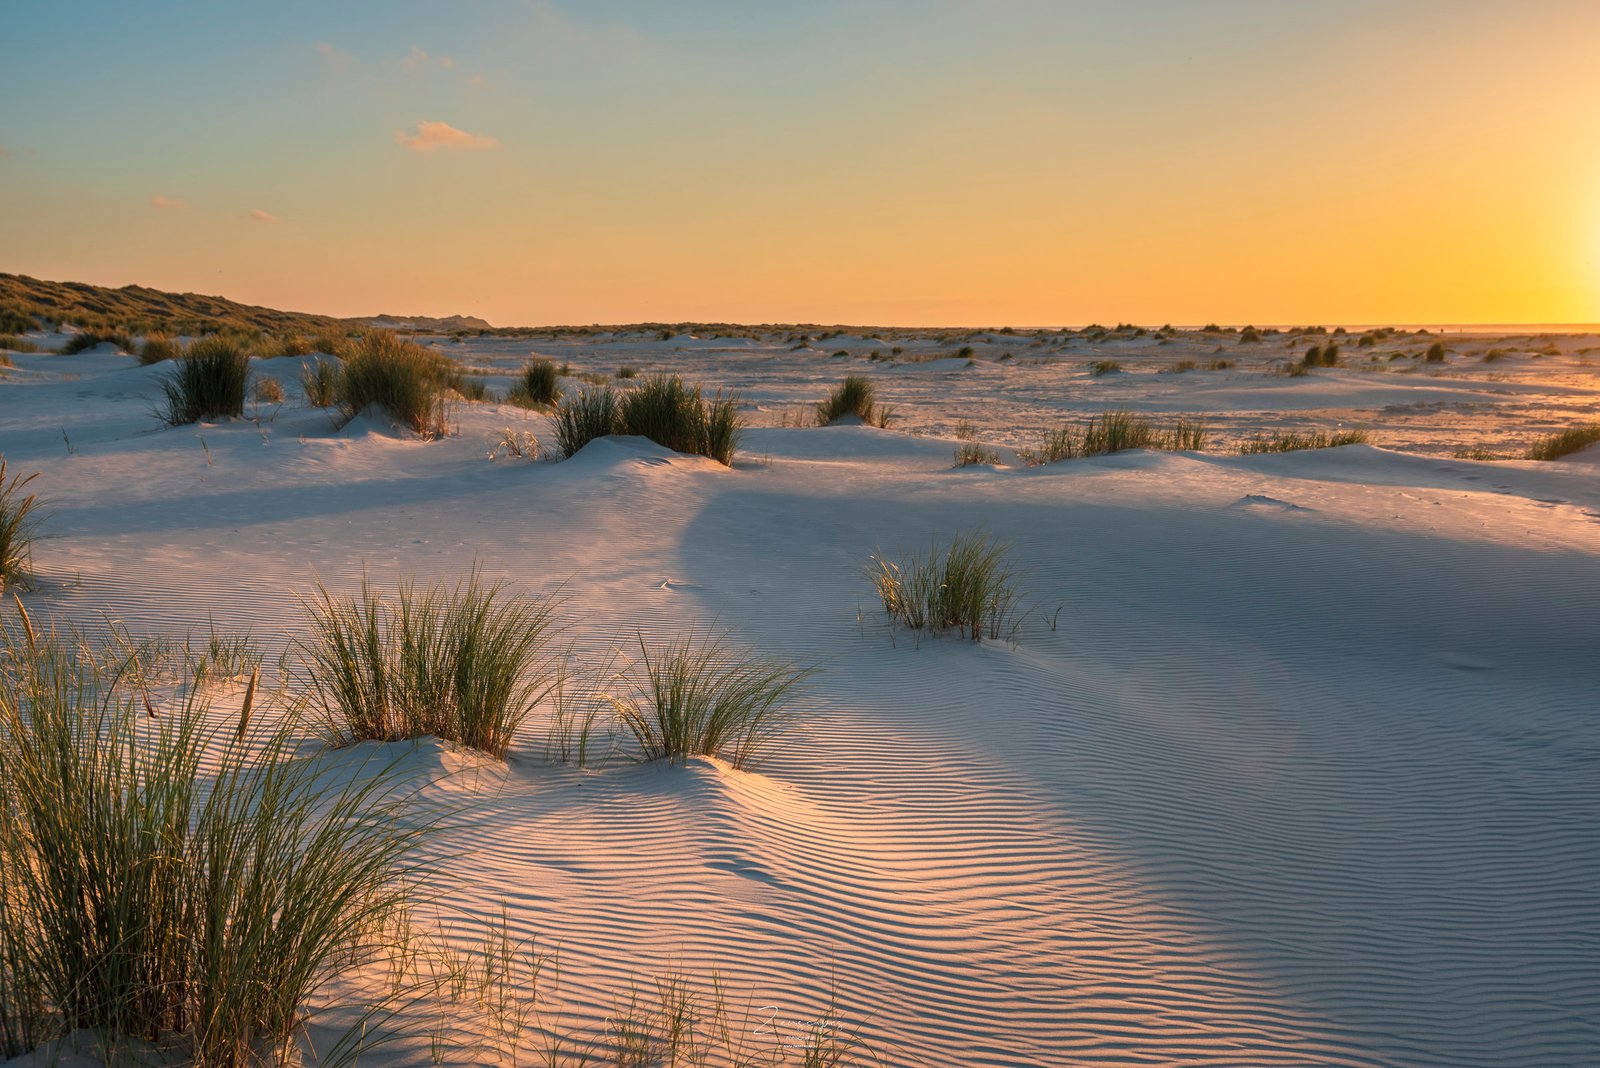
<box><xmin>2</xmin><ymin>328</ymin><xmax>1597</xmax><ymax>1066</ymax></box>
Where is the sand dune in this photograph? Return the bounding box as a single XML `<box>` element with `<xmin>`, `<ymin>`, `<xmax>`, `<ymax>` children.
<box><xmin>2</xmin><ymin>329</ymin><xmax>1597</xmax><ymax>1065</ymax></box>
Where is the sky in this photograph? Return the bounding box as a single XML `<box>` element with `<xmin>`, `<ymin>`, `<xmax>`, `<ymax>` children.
<box><xmin>3</xmin><ymin>0</ymin><xmax>1599</xmax><ymax>327</ymax></box>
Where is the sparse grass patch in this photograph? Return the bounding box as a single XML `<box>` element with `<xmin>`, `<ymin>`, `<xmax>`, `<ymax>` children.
<box><xmin>1425</xmin><ymin>341</ymin><xmax>1447</xmax><ymax>362</ymax></box>
<box><xmin>252</xmin><ymin>376</ymin><xmax>284</xmax><ymax>404</ymax></box>
<box><xmin>1483</xmin><ymin>349</ymin><xmax>1508</xmax><ymax>362</ymax></box>
<box><xmin>300</xmin><ymin>573</ymin><xmax>558</xmax><ymax>758</ymax></box>
<box><xmin>157</xmin><ymin>336</ymin><xmax>251</xmax><ymax>425</ymax></box>
<box><xmin>869</xmin><ymin>531</ymin><xmax>1019</xmax><ymax>642</ymax></box>
<box><xmin>1453</xmin><ymin>445</ymin><xmax>1502</xmax><ymax>461</ymax></box>
<box><xmin>335</xmin><ymin>331</ymin><xmax>453</xmax><ymax>437</ymax></box>
<box><xmin>1525</xmin><ymin>424</ymin><xmax>1600</xmax><ymax>461</ymax></box>
<box><xmin>0</xmin><ymin>623</ymin><xmax>425</xmax><ymax>1067</ymax></box>
<box><xmin>616</xmin><ymin>365</ymin><xmax>638</xmax><ymax>379</ymax></box>
<box><xmin>954</xmin><ymin>443</ymin><xmax>1001</xmax><ymax>467</ymax></box>
<box><xmin>1239</xmin><ymin>429</ymin><xmax>1370</xmax><ymax>453</ymax></box>
<box><xmin>0</xmin><ymin>335</ymin><xmax>41</xmax><ymax>353</ymax></box>
<box><xmin>301</xmin><ymin>357</ymin><xmax>339</xmax><ymax>407</ymax></box>
<box><xmin>0</xmin><ymin>459</ymin><xmax>41</xmax><ymax>590</ymax></box>
<box><xmin>1205</xmin><ymin>358</ymin><xmax>1235</xmax><ymax>370</ymax></box>
<box><xmin>611</xmin><ymin>632</ymin><xmax>811</xmax><ymax>770</ymax></box>
<box><xmin>1170</xmin><ymin>359</ymin><xmax>1197</xmax><ymax>373</ymax></box>
<box><xmin>1088</xmin><ymin>360</ymin><xmax>1121</xmax><ymax>376</ymax></box>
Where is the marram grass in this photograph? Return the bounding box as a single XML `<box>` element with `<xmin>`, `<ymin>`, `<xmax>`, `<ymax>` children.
<box><xmin>869</xmin><ymin>531</ymin><xmax>1020</xmax><ymax>642</ymax></box>
<box><xmin>0</xmin><ymin>619</ymin><xmax>426</xmax><ymax>1066</ymax></box>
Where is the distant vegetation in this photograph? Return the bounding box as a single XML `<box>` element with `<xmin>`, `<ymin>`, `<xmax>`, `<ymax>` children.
<box><xmin>1019</xmin><ymin>411</ymin><xmax>1206</xmax><ymax>464</ymax></box>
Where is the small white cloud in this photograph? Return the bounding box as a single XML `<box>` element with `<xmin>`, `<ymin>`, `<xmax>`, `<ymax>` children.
<box><xmin>317</xmin><ymin>42</ymin><xmax>353</xmax><ymax>72</ymax></box>
<box><xmin>466</xmin><ymin>73</ymin><xmax>491</xmax><ymax>91</ymax></box>
<box><xmin>248</xmin><ymin>209</ymin><xmax>278</xmax><ymax>223</ymax></box>
<box><xmin>0</xmin><ymin>145</ymin><xmax>10</xmax><ymax>158</ymax></box>
<box><xmin>149</xmin><ymin>194</ymin><xmax>189</xmax><ymax>210</ymax></box>
<box><xmin>394</xmin><ymin>120</ymin><xmax>501</xmax><ymax>152</ymax></box>
<box><xmin>405</xmin><ymin>46</ymin><xmax>429</xmax><ymax>71</ymax></box>
<box><xmin>439</xmin><ymin>54</ymin><xmax>456</xmax><ymax>69</ymax></box>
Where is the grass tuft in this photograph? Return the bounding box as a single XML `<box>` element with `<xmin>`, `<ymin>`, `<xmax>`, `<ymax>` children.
<box><xmin>157</xmin><ymin>336</ymin><xmax>251</xmax><ymax>425</ymax></box>
<box><xmin>300</xmin><ymin>573</ymin><xmax>558</xmax><ymax>758</ymax></box>
<box><xmin>138</xmin><ymin>333</ymin><xmax>182</xmax><ymax>365</ymax></box>
<box><xmin>508</xmin><ymin>359</ymin><xmax>561</xmax><ymax>408</ymax></box>
<box><xmin>611</xmin><ymin>632</ymin><xmax>810</xmax><ymax>770</ymax></box>
<box><xmin>0</xmin><ymin>460</ymin><xmax>42</xmax><ymax>590</ymax></box>
<box><xmin>616</xmin><ymin>375</ymin><xmax>744</xmax><ymax>465</ymax></box>
<box><xmin>1424</xmin><ymin>341</ymin><xmax>1447</xmax><ymax>362</ymax></box>
<box><xmin>301</xmin><ymin>357</ymin><xmax>339</xmax><ymax>408</ymax></box>
<box><xmin>60</xmin><ymin>332</ymin><xmax>136</xmax><ymax>355</ymax></box>
<box><xmin>335</xmin><ymin>332</ymin><xmax>453</xmax><ymax>437</ymax></box>
<box><xmin>954</xmin><ymin>442</ymin><xmax>1001</xmax><ymax>467</ymax></box>
<box><xmin>869</xmin><ymin>531</ymin><xmax>1019</xmax><ymax>641</ymax></box>
<box><xmin>1525</xmin><ymin>424</ymin><xmax>1600</xmax><ymax>461</ymax></box>
<box><xmin>553</xmin><ymin>386</ymin><xmax>622</xmax><ymax>458</ymax></box>
<box><xmin>815</xmin><ymin>376</ymin><xmax>881</xmax><ymax>425</ymax></box>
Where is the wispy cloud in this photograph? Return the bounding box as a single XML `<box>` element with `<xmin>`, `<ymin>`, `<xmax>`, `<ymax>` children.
<box><xmin>394</xmin><ymin>120</ymin><xmax>501</xmax><ymax>152</ymax></box>
<box><xmin>439</xmin><ymin>55</ymin><xmax>456</xmax><ymax>69</ymax></box>
<box><xmin>404</xmin><ymin>46</ymin><xmax>429</xmax><ymax>71</ymax></box>
<box><xmin>316</xmin><ymin>42</ymin><xmax>353</xmax><ymax>73</ymax></box>
<box><xmin>149</xmin><ymin>194</ymin><xmax>189</xmax><ymax>210</ymax></box>
<box><xmin>0</xmin><ymin>146</ymin><xmax>10</xmax><ymax>158</ymax></box>
<box><xmin>248</xmin><ymin>209</ymin><xmax>278</xmax><ymax>223</ymax></box>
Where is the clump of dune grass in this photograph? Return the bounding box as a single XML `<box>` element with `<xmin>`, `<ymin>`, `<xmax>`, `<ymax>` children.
<box><xmin>616</xmin><ymin>365</ymin><xmax>638</xmax><ymax>379</ymax></box>
<box><xmin>1017</xmin><ymin>425</ymin><xmax>1078</xmax><ymax>466</ymax></box>
<box><xmin>1239</xmin><ymin>429</ymin><xmax>1369</xmax><ymax>453</ymax></box>
<box><xmin>1206</xmin><ymin>358</ymin><xmax>1234</xmax><ymax>370</ymax></box>
<box><xmin>0</xmin><ymin>620</ymin><xmax>425</xmax><ymax>1066</ymax></box>
<box><xmin>1483</xmin><ymin>348</ymin><xmax>1508</xmax><ymax>363</ymax></box>
<box><xmin>611</xmin><ymin>632</ymin><xmax>810</xmax><ymax>770</ymax></box>
<box><xmin>815</xmin><ymin>375</ymin><xmax>879</xmax><ymax>425</ymax></box>
<box><xmin>0</xmin><ymin>335</ymin><xmax>41</xmax><ymax>354</ymax></box>
<box><xmin>158</xmin><ymin>336</ymin><xmax>251</xmax><ymax>426</ymax></box>
<box><xmin>1300</xmin><ymin>343</ymin><xmax>1340</xmax><ymax>369</ymax></box>
<box><xmin>336</xmin><ymin>332</ymin><xmax>453</xmax><ymax>437</ymax></box>
<box><xmin>553</xmin><ymin>386</ymin><xmax>622</xmax><ymax>458</ymax></box>
<box><xmin>1239</xmin><ymin>326</ymin><xmax>1262</xmax><ymax>343</ymax></box>
<box><xmin>138</xmin><ymin>332</ymin><xmax>181</xmax><ymax>365</ymax></box>
<box><xmin>1088</xmin><ymin>360</ymin><xmax>1121</xmax><ymax>376</ymax></box>
<box><xmin>869</xmin><ymin>531</ymin><xmax>1019</xmax><ymax>641</ymax></box>
<box><xmin>1453</xmin><ymin>445</ymin><xmax>1502</xmax><ymax>461</ymax></box>
<box><xmin>0</xmin><ymin>460</ymin><xmax>41</xmax><ymax>590</ymax></box>
<box><xmin>300</xmin><ymin>357</ymin><xmax>339</xmax><ymax>408</ymax></box>
<box><xmin>507</xmin><ymin>359</ymin><xmax>561</xmax><ymax>408</ymax></box>
<box><xmin>451</xmin><ymin>376</ymin><xmax>492</xmax><ymax>402</ymax></box>
<box><xmin>300</xmin><ymin>573</ymin><xmax>558</xmax><ymax>758</ymax></box>
<box><xmin>1164</xmin><ymin>418</ymin><xmax>1208</xmax><ymax>451</ymax></box>
<box><xmin>617</xmin><ymin>375</ymin><xmax>743</xmax><ymax>465</ymax></box>
<box><xmin>954</xmin><ymin>443</ymin><xmax>1001</xmax><ymax>467</ymax></box>
<box><xmin>1424</xmin><ymin>341</ymin><xmax>1447</xmax><ymax>362</ymax></box>
<box><xmin>1170</xmin><ymin>359</ymin><xmax>1197</xmax><ymax>373</ymax></box>
<box><xmin>60</xmin><ymin>331</ymin><xmax>136</xmax><ymax>355</ymax></box>
<box><xmin>1081</xmin><ymin>410</ymin><xmax>1157</xmax><ymax>454</ymax></box>
<box><xmin>1525</xmin><ymin>424</ymin><xmax>1600</xmax><ymax>461</ymax></box>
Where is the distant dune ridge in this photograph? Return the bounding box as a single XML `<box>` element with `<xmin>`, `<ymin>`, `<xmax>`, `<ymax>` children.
<box><xmin>0</xmin><ymin>272</ymin><xmax>491</xmax><ymax>336</ymax></box>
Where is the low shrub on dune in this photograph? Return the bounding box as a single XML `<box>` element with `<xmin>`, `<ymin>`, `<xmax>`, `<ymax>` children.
<box><xmin>0</xmin><ymin>621</ymin><xmax>424</xmax><ymax>1066</ymax></box>
<box><xmin>0</xmin><ymin>459</ymin><xmax>42</xmax><ymax>590</ymax></box>
<box><xmin>301</xmin><ymin>573</ymin><xmax>559</xmax><ymax>758</ymax></box>
<box><xmin>612</xmin><ymin>632</ymin><xmax>811</xmax><ymax>770</ymax></box>
<box><xmin>335</xmin><ymin>331</ymin><xmax>454</xmax><ymax>437</ymax></box>
<box><xmin>157</xmin><ymin>336</ymin><xmax>251</xmax><ymax>425</ymax></box>
<box><xmin>869</xmin><ymin>531</ymin><xmax>1019</xmax><ymax>642</ymax></box>
<box><xmin>1424</xmin><ymin>341</ymin><xmax>1447</xmax><ymax>362</ymax></box>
